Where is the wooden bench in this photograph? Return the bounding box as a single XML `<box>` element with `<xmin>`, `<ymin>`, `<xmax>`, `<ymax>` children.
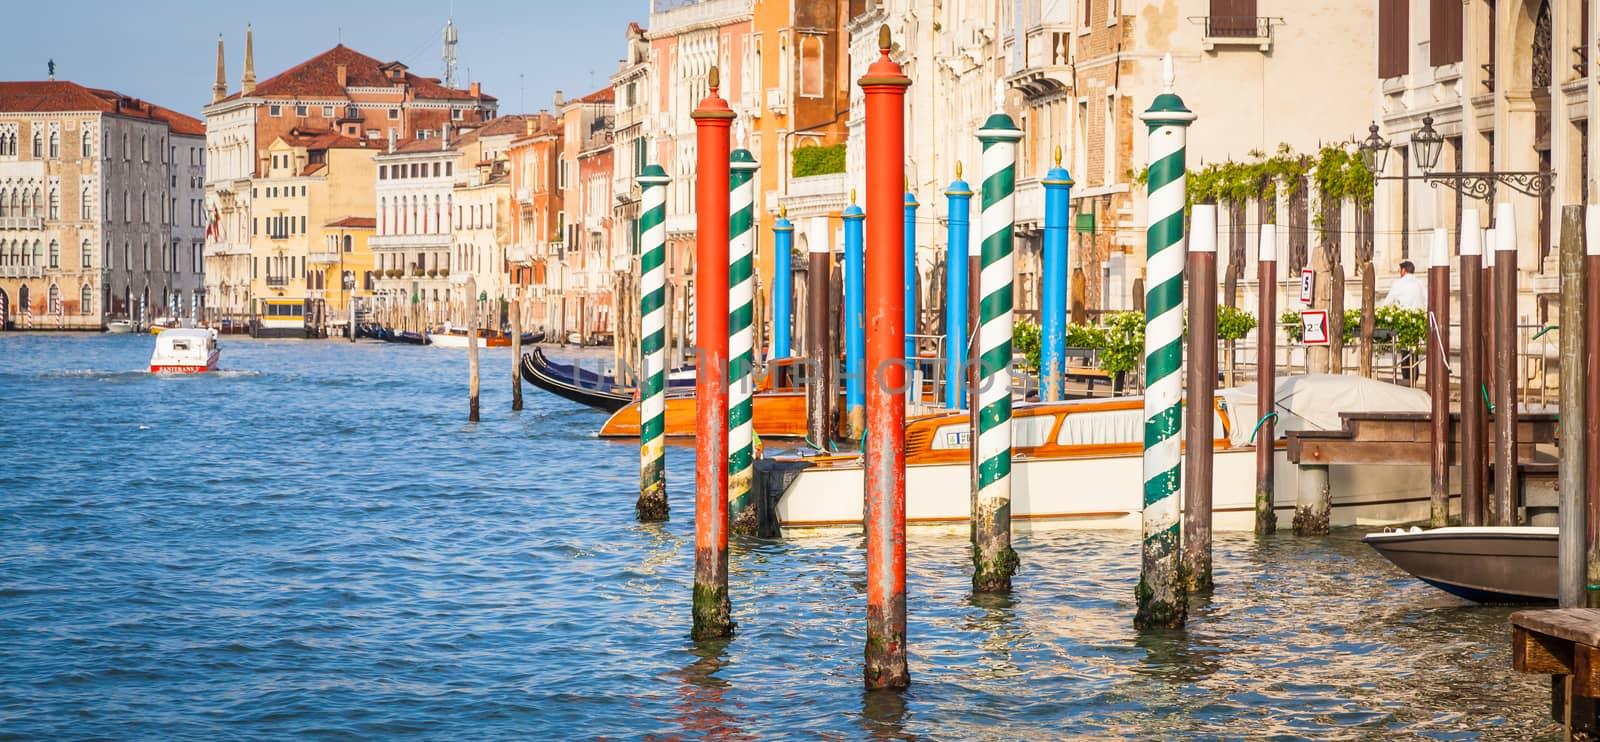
<box><xmin>1511</xmin><ymin>609</ymin><xmax>1600</xmax><ymax>738</ymax></box>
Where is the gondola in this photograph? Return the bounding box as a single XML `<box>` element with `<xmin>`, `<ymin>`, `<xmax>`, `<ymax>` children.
<box><xmin>521</xmin><ymin>347</ymin><xmax>634</xmax><ymax>412</ymax></box>
<box><xmin>379</xmin><ymin>328</ymin><xmax>430</xmax><ymax>345</ymax></box>
<box><xmin>520</xmin><ymin>331</ymin><xmax>545</xmax><ymax>345</ymax></box>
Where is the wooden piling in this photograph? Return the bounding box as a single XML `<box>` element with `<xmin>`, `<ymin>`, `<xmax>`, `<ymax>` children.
<box><xmin>1587</xmin><ymin>205</ymin><xmax>1600</xmax><ymax>606</ymax></box>
<box><xmin>1460</xmin><ymin>214</ymin><xmax>1486</xmax><ymax>527</ymax></box>
<box><xmin>858</xmin><ymin>25</ymin><xmax>911</xmax><ymax>690</ymax></box>
<box><xmin>689</xmin><ymin>67</ymin><xmax>736</xmax><ymax>641</ymax></box>
<box><xmin>1255</xmin><ymin>224</ymin><xmax>1278</xmax><ymax>535</ymax></box>
<box><xmin>467</xmin><ymin>281</ymin><xmax>481</xmax><ymax>422</ymax></box>
<box><xmin>1493</xmin><ymin>205</ymin><xmax>1519</xmax><ymax>527</ymax></box>
<box><xmin>806</xmin><ymin>218</ymin><xmax>834</xmax><ymax>450</ymax></box>
<box><xmin>1426</xmin><ymin>229</ymin><xmax>1451</xmax><ymax>528</ymax></box>
<box><xmin>511</xmin><ymin>289</ymin><xmax>524</xmax><ymax>411</ymax></box>
<box><xmin>1559</xmin><ymin>205</ymin><xmax>1587</xmax><ymax>607</ymax></box>
<box><xmin>1183</xmin><ymin>205</ymin><xmax>1217</xmax><ymax>592</ymax></box>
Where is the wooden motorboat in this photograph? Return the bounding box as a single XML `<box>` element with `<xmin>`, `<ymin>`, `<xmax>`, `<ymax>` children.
<box><xmin>149</xmin><ymin>328</ymin><xmax>219</xmax><ymax>373</ymax></box>
<box><xmin>1363</xmin><ymin>527</ymin><xmax>1557</xmax><ymax>603</ymax></box>
<box><xmin>429</xmin><ymin>327</ymin><xmax>508</xmax><ymax>348</ymax></box>
<box><xmin>758</xmin><ymin>375</ymin><xmax>1434</xmax><ymax>534</ymax></box>
<box><xmin>599</xmin><ymin>358</ymin><xmax>812</xmax><ymax>438</ymax></box>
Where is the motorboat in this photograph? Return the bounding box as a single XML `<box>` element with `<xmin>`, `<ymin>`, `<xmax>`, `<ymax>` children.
<box><xmin>757</xmin><ymin>375</ymin><xmax>1434</xmax><ymax>534</ymax></box>
<box><xmin>149</xmin><ymin>328</ymin><xmax>219</xmax><ymax>373</ymax></box>
<box><xmin>148</xmin><ymin>318</ymin><xmax>181</xmax><ymax>335</ymax></box>
<box><xmin>599</xmin><ymin>358</ymin><xmax>808</xmax><ymax>438</ymax></box>
<box><xmin>105</xmin><ymin>319</ymin><xmax>136</xmax><ymax>334</ymax></box>
<box><xmin>429</xmin><ymin>326</ymin><xmax>510</xmax><ymax>349</ymax></box>
<box><xmin>1363</xmin><ymin>526</ymin><xmax>1556</xmax><ymax>603</ymax></box>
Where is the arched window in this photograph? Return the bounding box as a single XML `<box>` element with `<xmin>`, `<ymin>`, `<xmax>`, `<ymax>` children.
<box><xmin>48</xmin><ymin>284</ymin><xmax>59</xmax><ymax>314</ymax></box>
<box><xmin>0</xmin><ymin>189</ymin><xmax>7</xmax><ymax>217</ymax></box>
<box><xmin>81</xmin><ymin>127</ymin><xmax>91</xmax><ymax>158</ymax></box>
<box><xmin>47</xmin><ymin>239</ymin><xmax>58</xmax><ymax>268</ymax></box>
<box><xmin>343</xmin><ymin>235</ymin><xmax>352</xmax><ymax>253</ymax></box>
<box><xmin>434</xmin><ymin>195</ymin><xmax>441</xmax><ymax>234</ymax></box>
<box><xmin>31</xmin><ymin>129</ymin><xmax>42</xmax><ymax>158</ymax></box>
<box><xmin>80</xmin><ymin>187</ymin><xmax>90</xmax><ymax>220</ymax></box>
<box><xmin>379</xmin><ymin>197</ymin><xmax>387</xmax><ymax>234</ymax></box>
<box><xmin>80</xmin><ymin>284</ymin><xmax>91</xmax><ymax>315</ymax></box>
<box><xmin>32</xmin><ymin>188</ymin><xmax>41</xmax><ymax>217</ymax></box>
<box><xmin>81</xmin><ymin>239</ymin><xmax>91</xmax><ymax>268</ymax></box>
<box><xmin>47</xmin><ymin>188</ymin><xmax>59</xmax><ymax>220</ymax></box>
<box><xmin>47</xmin><ymin>130</ymin><xmax>58</xmax><ymax>158</ymax></box>
<box><xmin>9</xmin><ymin>189</ymin><xmax>17</xmax><ymax>216</ymax></box>
<box><xmin>33</xmin><ymin>240</ymin><xmax>44</xmax><ymax>268</ymax></box>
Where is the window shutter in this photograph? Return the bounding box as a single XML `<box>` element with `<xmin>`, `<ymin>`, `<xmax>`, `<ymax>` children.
<box><xmin>1379</xmin><ymin>0</ymin><xmax>1410</xmax><ymax>79</ymax></box>
<box><xmin>1208</xmin><ymin>0</ymin><xmax>1258</xmax><ymax>37</ymax></box>
<box><xmin>1430</xmin><ymin>0</ymin><xmax>1463</xmax><ymax>66</ymax></box>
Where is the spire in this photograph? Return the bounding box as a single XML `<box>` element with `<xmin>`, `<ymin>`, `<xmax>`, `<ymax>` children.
<box><xmin>212</xmin><ymin>34</ymin><xmax>227</xmax><ymax>104</ymax></box>
<box><xmin>241</xmin><ymin>24</ymin><xmax>256</xmax><ymax>95</ymax></box>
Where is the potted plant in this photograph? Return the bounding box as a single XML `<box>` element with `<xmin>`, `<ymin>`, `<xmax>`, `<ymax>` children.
<box><xmin>427</xmin><ymin>269</ymin><xmax>439</xmax><ymax>278</ymax></box>
<box><xmin>439</xmin><ymin>267</ymin><xmax>450</xmax><ymax>277</ymax></box>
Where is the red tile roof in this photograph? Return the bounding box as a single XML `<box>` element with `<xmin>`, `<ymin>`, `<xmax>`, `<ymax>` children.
<box><xmin>453</xmin><ymin>114</ymin><xmax>545</xmax><ymax>147</ymax></box>
<box><xmin>577</xmin><ymin>87</ymin><xmax>615</xmax><ymax>103</ymax></box>
<box><xmin>278</xmin><ymin>127</ymin><xmax>374</xmax><ymax>150</ymax></box>
<box><xmin>0</xmin><ymin>81</ymin><xmax>204</xmax><ymax>135</ymax></box>
<box><xmin>326</xmin><ymin>216</ymin><xmax>376</xmax><ymax>229</ymax></box>
<box><xmin>236</xmin><ymin>45</ymin><xmax>496</xmax><ymax>103</ymax></box>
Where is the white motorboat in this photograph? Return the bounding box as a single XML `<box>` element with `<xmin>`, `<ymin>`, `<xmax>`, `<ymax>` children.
<box><xmin>149</xmin><ymin>328</ymin><xmax>219</xmax><ymax>373</ymax></box>
<box><xmin>763</xmin><ymin>375</ymin><xmax>1433</xmax><ymax>533</ymax></box>
<box><xmin>105</xmin><ymin>319</ymin><xmax>136</xmax><ymax>334</ymax></box>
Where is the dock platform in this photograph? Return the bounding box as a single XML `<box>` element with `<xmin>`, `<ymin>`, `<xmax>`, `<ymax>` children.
<box><xmin>1510</xmin><ymin>608</ymin><xmax>1600</xmax><ymax>738</ymax></box>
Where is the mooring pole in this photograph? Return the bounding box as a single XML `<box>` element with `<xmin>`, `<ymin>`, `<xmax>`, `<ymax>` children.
<box><xmin>843</xmin><ymin>193</ymin><xmax>866</xmax><ymax>442</ymax></box>
<box><xmin>1184</xmin><ymin>205</ymin><xmax>1217</xmax><ymax>593</ymax></box>
<box><xmin>1134</xmin><ymin>54</ymin><xmax>1193</xmax><ymax>629</ymax></box>
<box><xmin>1427</xmin><ymin>228</ymin><xmax>1451</xmax><ymax>528</ymax></box>
<box><xmin>968</xmin><ymin>218</ymin><xmax>982</xmax><ymax>544</ymax></box>
<box><xmin>859</xmin><ymin>24</ymin><xmax>911</xmax><ymax>690</ymax></box>
<box><xmin>1492</xmin><ymin>204</ymin><xmax>1519</xmax><ymax>527</ymax></box>
<box><xmin>349</xmin><ymin>291</ymin><xmax>357</xmax><ymax>343</ymax></box>
<box><xmin>944</xmin><ymin>166</ymin><xmax>972</xmax><ymax>409</ymax></box>
<box><xmin>1559</xmin><ymin>204</ymin><xmax>1587</xmax><ymax>607</ymax></box>
<box><xmin>905</xmin><ymin>184</ymin><xmax>919</xmax><ymax>363</ymax></box>
<box><xmin>971</xmin><ymin>109</ymin><xmax>1023</xmax><ymax>595</ymax></box>
<box><xmin>511</xmin><ymin>289</ymin><xmax>524</xmax><ymax>410</ymax></box>
<box><xmin>728</xmin><ymin>148</ymin><xmax>760</xmax><ymax>535</ymax></box>
<box><xmin>773</xmin><ymin>207</ymin><xmax>794</xmax><ymax>360</ymax></box>
<box><xmin>1041</xmin><ymin>146</ymin><xmax>1073</xmax><ymax>402</ymax></box>
<box><xmin>1587</xmin><ymin>205</ymin><xmax>1600</xmax><ymax>606</ymax></box>
<box><xmin>806</xmin><ymin>217</ymin><xmax>834</xmax><ymax>450</ymax></box>
<box><xmin>1481</xmin><ymin>227</ymin><xmax>1497</xmax><ymax>524</ymax></box>
<box><xmin>637</xmin><ymin>164</ymin><xmax>671</xmax><ymax>522</ymax></box>
<box><xmin>1459</xmin><ymin>213</ymin><xmax>1486</xmax><ymax>527</ymax></box>
<box><xmin>1255</xmin><ymin>224</ymin><xmax>1278</xmax><ymax>535</ymax></box>
<box><xmin>689</xmin><ymin>67</ymin><xmax>736</xmax><ymax>641</ymax></box>
<box><xmin>467</xmin><ymin>280</ymin><xmax>481</xmax><ymax>422</ymax></box>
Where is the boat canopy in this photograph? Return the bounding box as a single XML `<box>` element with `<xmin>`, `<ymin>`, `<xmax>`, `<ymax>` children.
<box><xmin>1217</xmin><ymin>374</ymin><xmax>1430</xmax><ymax>447</ymax></box>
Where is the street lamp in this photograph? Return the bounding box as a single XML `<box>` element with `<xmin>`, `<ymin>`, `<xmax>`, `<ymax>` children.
<box><xmin>1359</xmin><ymin>122</ymin><xmax>1389</xmax><ymax>175</ymax></box>
<box><xmin>1357</xmin><ymin>116</ymin><xmax>1553</xmax><ymax>202</ymax></box>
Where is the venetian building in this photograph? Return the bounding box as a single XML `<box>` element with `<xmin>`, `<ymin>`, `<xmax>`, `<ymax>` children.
<box><xmin>1374</xmin><ymin>0</ymin><xmax>1593</xmax><ymax>322</ymax></box>
<box><xmin>448</xmin><ymin>114</ymin><xmax>538</xmax><ymax>325</ymax></box>
<box><xmin>507</xmin><ymin>114</ymin><xmax>563</xmax><ymax>334</ymax></box>
<box><xmin>566</xmin><ymin>88</ymin><xmax>617</xmax><ymax>343</ymax></box>
<box><xmin>372</xmin><ymin>134</ymin><xmax>462</xmax><ymax>325</ymax></box>
<box><xmin>0</xmin><ymin>80</ymin><xmax>202</xmax><ymax>330</ymax></box>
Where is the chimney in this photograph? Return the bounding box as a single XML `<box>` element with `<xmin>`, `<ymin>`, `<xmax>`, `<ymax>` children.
<box><xmin>212</xmin><ymin>34</ymin><xmax>227</xmax><ymax>104</ymax></box>
<box><xmin>553</xmin><ymin>89</ymin><xmax>564</xmax><ymax>108</ymax></box>
<box><xmin>469</xmin><ymin>81</ymin><xmax>481</xmax><ymax>98</ymax></box>
<box><xmin>241</xmin><ymin>24</ymin><xmax>257</xmax><ymax>95</ymax></box>
<box><xmin>387</xmin><ymin>128</ymin><xmax>396</xmax><ymax>154</ymax></box>
<box><xmin>525</xmin><ymin>119</ymin><xmax>534</xmax><ymax>136</ymax></box>
<box><xmin>336</xmin><ymin>64</ymin><xmax>347</xmax><ymax>88</ymax></box>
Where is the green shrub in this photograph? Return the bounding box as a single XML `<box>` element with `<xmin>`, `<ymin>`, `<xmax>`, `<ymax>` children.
<box><xmin>1013</xmin><ymin>317</ymin><xmax>1041</xmax><ymax>371</ymax></box>
<box><xmin>1098</xmin><ymin>311</ymin><xmax>1146</xmax><ymax>374</ymax></box>
<box><xmin>1216</xmin><ymin>305</ymin><xmax>1258</xmax><ymax>342</ymax></box>
<box><xmin>792</xmin><ymin>144</ymin><xmax>846</xmax><ymax>178</ymax></box>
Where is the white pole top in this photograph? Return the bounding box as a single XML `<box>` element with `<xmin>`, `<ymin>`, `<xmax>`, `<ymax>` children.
<box><xmin>1587</xmin><ymin>204</ymin><xmax>1600</xmax><ymax>257</ymax></box>
<box><xmin>807</xmin><ymin>216</ymin><xmax>829</xmax><ymax>254</ymax></box>
<box><xmin>1429</xmin><ymin>228</ymin><xmax>1449</xmax><ymax>268</ymax></box>
<box><xmin>1494</xmin><ymin>202</ymin><xmax>1517</xmax><ymax>252</ymax></box>
<box><xmin>1161</xmin><ymin>53</ymin><xmax>1175</xmax><ymax>92</ymax></box>
<box><xmin>1459</xmin><ymin>209</ymin><xmax>1482</xmax><ymax>256</ymax></box>
<box><xmin>1483</xmin><ymin>230</ymin><xmax>1497</xmax><ymax>267</ymax></box>
<box><xmin>1189</xmin><ymin>204</ymin><xmax>1217</xmax><ymax>253</ymax></box>
<box><xmin>1258</xmin><ymin>223</ymin><xmax>1277</xmax><ymax>262</ymax></box>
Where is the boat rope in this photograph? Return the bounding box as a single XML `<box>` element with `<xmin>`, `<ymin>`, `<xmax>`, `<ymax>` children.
<box><xmin>1248</xmin><ymin>412</ymin><xmax>1280</xmax><ymax>445</ymax></box>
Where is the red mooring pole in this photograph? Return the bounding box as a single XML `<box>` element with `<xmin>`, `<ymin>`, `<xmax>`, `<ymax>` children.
<box><xmin>690</xmin><ymin>67</ymin><xmax>736</xmax><ymax>641</ymax></box>
<box><xmin>860</xmin><ymin>25</ymin><xmax>911</xmax><ymax>691</ymax></box>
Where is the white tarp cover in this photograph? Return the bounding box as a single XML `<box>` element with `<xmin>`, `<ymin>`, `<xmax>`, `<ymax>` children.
<box><xmin>1217</xmin><ymin>374</ymin><xmax>1431</xmax><ymax>447</ymax></box>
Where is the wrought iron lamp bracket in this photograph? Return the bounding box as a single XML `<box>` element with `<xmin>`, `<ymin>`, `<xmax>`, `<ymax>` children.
<box><xmin>1422</xmin><ymin>171</ymin><xmax>1556</xmax><ymax>201</ymax></box>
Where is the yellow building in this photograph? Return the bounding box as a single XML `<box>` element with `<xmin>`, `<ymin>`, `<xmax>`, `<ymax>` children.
<box><xmin>247</xmin><ymin>129</ymin><xmax>379</xmax><ymax>336</ymax></box>
<box><xmin>319</xmin><ymin>215</ymin><xmax>376</xmax><ymax>332</ymax></box>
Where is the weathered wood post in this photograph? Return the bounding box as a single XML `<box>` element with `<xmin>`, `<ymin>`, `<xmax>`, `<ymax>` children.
<box><xmin>1359</xmin><ymin>262</ymin><xmax>1375</xmax><ymax>378</ymax></box>
<box><xmin>1587</xmin><ymin>205</ymin><xmax>1600</xmax><ymax>606</ymax></box>
<box><xmin>1493</xmin><ymin>204</ymin><xmax>1519</xmax><ymax>527</ymax></box>
<box><xmin>1558</xmin><ymin>205</ymin><xmax>1587</xmax><ymax>607</ymax></box>
<box><xmin>511</xmin><ymin>285</ymin><xmax>524</xmax><ymax>411</ymax></box>
<box><xmin>1255</xmin><ymin>223</ymin><xmax>1278</xmax><ymax>535</ymax></box>
<box><xmin>944</xmin><ymin>166</ymin><xmax>973</xmax><ymax>409</ymax></box>
<box><xmin>467</xmin><ymin>278</ymin><xmax>481</xmax><ymax>422</ymax></box>
<box><xmin>1460</xmin><ymin>213</ymin><xmax>1486</xmax><ymax>527</ymax></box>
<box><xmin>1041</xmin><ymin>146</ymin><xmax>1073</xmax><ymax>402</ymax></box>
<box><xmin>806</xmin><ymin>217</ymin><xmax>835</xmax><ymax>449</ymax></box>
<box><xmin>971</xmin><ymin>109</ymin><xmax>1023</xmax><ymax>595</ymax></box>
<box><xmin>859</xmin><ymin>24</ymin><xmax>912</xmax><ymax>689</ymax></box>
<box><xmin>1481</xmin><ymin>226</ymin><xmax>1497</xmax><ymax>521</ymax></box>
<box><xmin>689</xmin><ymin>66</ymin><xmax>736</xmax><ymax>641</ymax></box>
<box><xmin>1184</xmin><ymin>204</ymin><xmax>1218</xmax><ymax>593</ymax></box>
<box><xmin>728</xmin><ymin>147</ymin><xmax>760</xmax><ymax>535</ymax></box>
<box><xmin>1135</xmin><ymin>54</ymin><xmax>1193</xmax><ymax>629</ymax></box>
<box><xmin>843</xmin><ymin>193</ymin><xmax>866</xmax><ymax>441</ymax></box>
<box><xmin>637</xmin><ymin>164</ymin><xmax>671</xmax><ymax>522</ymax></box>
<box><xmin>1426</xmin><ymin>228</ymin><xmax>1451</xmax><ymax>528</ymax></box>
<box><xmin>772</xmin><ymin>207</ymin><xmax>794</xmax><ymax>360</ymax></box>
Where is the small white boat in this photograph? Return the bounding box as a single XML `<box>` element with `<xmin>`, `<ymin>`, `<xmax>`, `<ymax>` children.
<box><xmin>149</xmin><ymin>328</ymin><xmax>219</xmax><ymax>373</ymax></box>
<box><xmin>428</xmin><ymin>326</ymin><xmax>507</xmax><ymax>349</ymax></box>
<box><xmin>763</xmin><ymin>375</ymin><xmax>1433</xmax><ymax>534</ymax></box>
<box><xmin>106</xmin><ymin>319</ymin><xmax>136</xmax><ymax>334</ymax></box>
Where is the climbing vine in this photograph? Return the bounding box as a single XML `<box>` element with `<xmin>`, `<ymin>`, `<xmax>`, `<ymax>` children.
<box><xmin>1128</xmin><ymin>142</ymin><xmax>1372</xmax><ymax>211</ymax></box>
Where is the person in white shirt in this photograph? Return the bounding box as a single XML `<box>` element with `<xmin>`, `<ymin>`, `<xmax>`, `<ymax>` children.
<box><xmin>1381</xmin><ymin>261</ymin><xmax>1427</xmax><ymax>310</ymax></box>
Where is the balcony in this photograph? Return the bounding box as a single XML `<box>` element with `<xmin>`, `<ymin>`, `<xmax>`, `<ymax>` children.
<box><xmin>370</xmin><ymin>233</ymin><xmax>451</xmax><ymax>250</ymax></box>
<box><xmin>265</xmin><ymin>276</ymin><xmax>289</xmax><ymax>287</ymax></box>
<box><xmin>1197</xmin><ymin>16</ymin><xmax>1275</xmax><ymax>52</ymax></box>
<box><xmin>0</xmin><ymin>216</ymin><xmax>44</xmax><ymax>230</ymax></box>
<box><xmin>517</xmin><ymin>187</ymin><xmax>533</xmax><ymax>204</ymax></box>
<box><xmin>1006</xmin><ymin>27</ymin><xmax>1073</xmax><ymax>100</ymax></box>
<box><xmin>0</xmin><ymin>264</ymin><xmax>44</xmax><ymax>278</ymax></box>
<box><xmin>1014</xmin><ymin>177</ymin><xmax>1044</xmax><ymax>231</ymax></box>
<box><xmin>664</xmin><ymin>213</ymin><xmax>696</xmax><ymax>236</ymax></box>
<box><xmin>307</xmin><ymin>251</ymin><xmax>339</xmax><ymax>265</ymax></box>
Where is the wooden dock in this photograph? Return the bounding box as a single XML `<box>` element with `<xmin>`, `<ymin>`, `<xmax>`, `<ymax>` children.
<box><xmin>1511</xmin><ymin>609</ymin><xmax>1600</xmax><ymax>738</ymax></box>
<box><xmin>1285</xmin><ymin>411</ymin><xmax>1556</xmax><ymax>466</ymax></box>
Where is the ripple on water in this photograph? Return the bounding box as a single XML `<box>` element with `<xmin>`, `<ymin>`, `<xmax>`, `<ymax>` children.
<box><xmin>0</xmin><ymin>333</ymin><xmax>1565</xmax><ymax>739</ymax></box>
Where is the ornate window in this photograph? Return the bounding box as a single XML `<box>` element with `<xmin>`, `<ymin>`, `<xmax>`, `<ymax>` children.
<box><xmin>48</xmin><ymin>129</ymin><xmax>59</xmax><ymax>158</ymax></box>
<box><xmin>48</xmin><ymin>284</ymin><xmax>59</xmax><ymax>314</ymax></box>
<box><xmin>32</xmin><ymin>128</ymin><xmax>42</xmax><ymax>158</ymax></box>
<box><xmin>80</xmin><ymin>284</ymin><xmax>91</xmax><ymax>314</ymax></box>
<box><xmin>81</xmin><ymin>239</ymin><xmax>91</xmax><ymax>268</ymax></box>
<box><xmin>47</xmin><ymin>188</ymin><xmax>59</xmax><ymax>220</ymax></box>
<box><xmin>48</xmin><ymin>239</ymin><xmax>58</xmax><ymax>268</ymax></box>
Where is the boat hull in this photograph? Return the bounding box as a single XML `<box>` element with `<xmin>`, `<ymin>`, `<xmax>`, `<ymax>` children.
<box><xmin>150</xmin><ymin>350</ymin><xmax>220</xmax><ymax>374</ymax></box>
<box><xmin>105</xmin><ymin>322</ymin><xmax>135</xmax><ymax>334</ymax></box>
<box><xmin>1363</xmin><ymin>527</ymin><xmax>1557</xmax><ymax>602</ymax></box>
<box><xmin>600</xmin><ymin>391</ymin><xmax>817</xmax><ymax>439</ymax></box>
<box><xmin>769</xmin><ymin>448</ymin><xmax>1431</xmax><ymax>533</ymax></box>
<box><xmin>520</xmin><ymin>349</ymin><xmax>634</xmax><ymax>412</ymax></box>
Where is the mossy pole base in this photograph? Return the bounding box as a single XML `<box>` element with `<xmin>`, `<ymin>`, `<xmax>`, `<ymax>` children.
<box><xmin>1292</xmin><ymin>463</ymin><xmax>1331</xmax><ymax>536</ymax></box>
<box><xmin>637</xmin><ymin>478</ymin><xmax>669</xmax><ymax>522</ymax></box>
<box><xmin>467</xmin><ymin>279</ymin><xmax>481</xmax><ymax>423</ymax></box>
<box><xmin>691</xmin><ymin>575</ymin><xmax>735</xmax><ymax>642</ymax></box>
<box><xmin>859</xmin><ymin>25</ymin><xmax>911</xmax><ymax>691</ymax></box>
<box><xmin>972</xmin><ymin>544</ymin><xmax>1020</xmax><ymax>594</ymax></box>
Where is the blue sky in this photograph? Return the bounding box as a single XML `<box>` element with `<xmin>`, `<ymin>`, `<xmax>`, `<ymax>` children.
<box><xmin>0</xmin><ymin>0</ymin><xmax>647</xmax><ymax>117</ymax></box>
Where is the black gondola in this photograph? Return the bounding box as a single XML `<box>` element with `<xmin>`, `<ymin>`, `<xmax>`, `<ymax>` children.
<box><xmin>519</xmin><ymin>331</ymin><xmax>545</xmax><ymax>345</ymax></box>
<box><xmin>380</xmin><ymin>329</ymin><xmax>430</xmax><ymax>345</ymax></box>
<box><xmin>521</xmin><ymin>347</ymin><xmax>633</xmax><ymax>412</ymax></box>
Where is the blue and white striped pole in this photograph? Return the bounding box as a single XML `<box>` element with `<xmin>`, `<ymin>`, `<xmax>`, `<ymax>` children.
<box><xmin>944</xmin><ymin>165</ymin><xmax>973</xmax><ymax>409</ymax></box>
<box><xmin>772</xmin><ymin>207</ymin><xmax>794</xmax><ymax>359</ymax></box>
<box><xmin>844</xmin><ymin>192</ymin><xmax>866</xmax><ymax>440</ymax></box>
<box><xmin>1041</xmin><ymin>146</ymin><xmax>1074</xmax><ymax>402</ymax></box>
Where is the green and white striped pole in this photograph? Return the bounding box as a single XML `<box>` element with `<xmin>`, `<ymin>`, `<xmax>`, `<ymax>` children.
<box><xmin>1135</xmin><ymin>54</ymin><xmax>1195</xmax><ymax>629</ymax></box>
<box><xmin>971</xmin><ymin>112</ymin><xmax>1023</xmax><ymax>594</ymax></box>
<box><xmin>636</xmin><ymin>164</ymin><xmax>671</xmax><ymax>522</ymax></box>
<box><xmin>728</xmin><ymin>148</ymin><xmax>760</xmax><ymax>535</ymax></box>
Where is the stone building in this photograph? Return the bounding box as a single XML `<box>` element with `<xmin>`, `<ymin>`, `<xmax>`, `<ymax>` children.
<box><xmin>507</xmin><ymin>114</ymin><xmax>563</xmax><ymax>334</ymax></box>
<box><xmin>372</xmin><ymin>136</ymin><xmax>461</xmax><ymax>326</ymax></box>
<box><xmin>0</xmin><ymin>80</ymin><xmax>203</xmax><ymax>330</ymax></box>
<box><xmin>561</xmin><ymin>88</ymin><xmax>617</xmax><ymax>343</ymax></box>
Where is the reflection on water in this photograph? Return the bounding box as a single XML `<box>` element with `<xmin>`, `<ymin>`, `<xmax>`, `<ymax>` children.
<box><xmin>0</xmin><ymin>333</ymin><xmax>1565</xmax><ymax>739</ymax></box>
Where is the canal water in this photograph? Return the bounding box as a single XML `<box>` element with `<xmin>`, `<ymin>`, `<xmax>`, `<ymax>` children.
<box><xmin>0</xmin><ymin>333</ymin><xmax>1561</xmax><ymax>739</ymax></box>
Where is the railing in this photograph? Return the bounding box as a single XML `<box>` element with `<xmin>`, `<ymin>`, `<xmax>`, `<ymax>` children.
<box><xmin>369</xmin><ymin>233</ymin><xmax>451</xmax><ymax>250</ymax></box>
<box><xmin>1014</xmin><ymin>177</ymin><xmax>1044</xmax><ymax>228</ymax></box>
<box><xmin>307</xmin><ymin>251</ymin><xmax>338</xmax><ymax>265</ymax></box>
<box><xmin>1203</xmin><ymin>15</ymin><xmax>1271</xmax><ymax>39</ymax></box>
<box><xmin>0</xmin><ymin>216</ymin><xmax>44</xmax><ymax>230</ymax></box>
<box><xmin>787</xmin><ymin>172</ymin><xmax>847</xmax><ymax>199</ymax></box>
<box><xmin>265</xmin><ymin>276</ymin><xmax>288</xmax><ymax>287</ymax></box>
<box><xmin>0</xmin><ymin>264</ymin><xmax>44</xmax><ymax>278</ymax></box>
